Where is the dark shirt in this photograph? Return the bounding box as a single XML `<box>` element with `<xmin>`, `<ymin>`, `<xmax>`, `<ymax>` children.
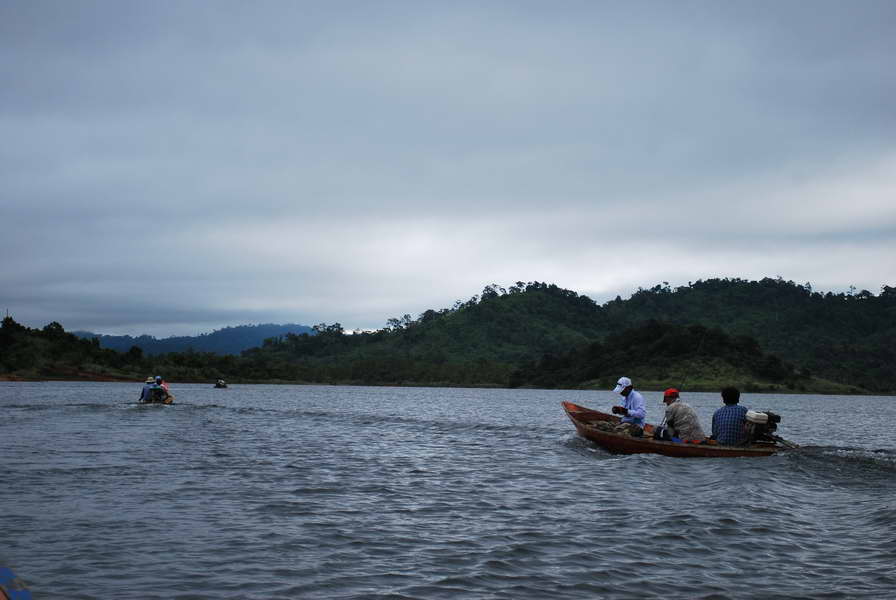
<box><xmin>712</xmin><ymin>404</ymin><xmax>748</xmax><ymax>446</ymax></box>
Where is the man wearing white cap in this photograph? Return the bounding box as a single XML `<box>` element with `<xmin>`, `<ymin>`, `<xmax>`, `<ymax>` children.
<box><xmin>138</xmin><ymin>376</ymin><xmax>155</xmax><ymax>403</ymax></box>
<box><xmin>611</xmin><ymin>376</ymin><xmax>646</xmax><ymax>428</ymax></box>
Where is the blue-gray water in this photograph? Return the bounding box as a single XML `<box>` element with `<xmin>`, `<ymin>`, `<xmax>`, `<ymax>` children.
<box><xmin>2</xmin><ymin>382</ymin><xmax>894</xmax><ymax>599</ymax></box>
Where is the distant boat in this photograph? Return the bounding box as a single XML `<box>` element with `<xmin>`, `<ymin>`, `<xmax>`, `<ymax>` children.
<box><xmin>561</xmin><ymin>401</ymin><xmax>794</xmax><ymax>458</ymax></box>
<box><xmin>214</xmin><ymin>379</ymin><xmax>228</xmax><ymax>388</ymax></box>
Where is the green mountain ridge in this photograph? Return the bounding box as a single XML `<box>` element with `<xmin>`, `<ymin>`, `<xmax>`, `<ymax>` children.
<box><xmin>2</xmin><ymin>278</ymin><xmax>894</xmax><ymax>393</ymax></box>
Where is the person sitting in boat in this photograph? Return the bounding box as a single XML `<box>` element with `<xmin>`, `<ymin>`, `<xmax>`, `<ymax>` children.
<box><xmin>138</xmin><ymin>376</ymin><xmax>155</xmax><ymax>402</ymax></box>
<box><xmin>661</xmin><ymin>388</ymin><xmax>705</xmax><ymax>441</ymax></box>
<box><xmin>148</xmin><ymin>375</ymin><xmax>170</xmax><ymax>403</ymax></box>
<box><xmin>610</xmin><ymin>376</ymin><xmax>646</xmax><ymax>432</ymax></box>
<box><xmin>711</xmin><ymin>386</ymin><xmax>749</xmax><ymax>446</ymax></box>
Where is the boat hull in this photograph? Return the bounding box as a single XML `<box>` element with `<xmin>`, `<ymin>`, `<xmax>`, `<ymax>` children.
<box><xmin>141</xmin><ymin>393</ymin><xmax>175</xmax><ymax>405</ymax></box>
<box><xmin>562</xmin><ymin>401</ymin><xmax>777</xmax><ymax>458</ymax></box>
<box><xmin>0</xmin><ymin>565</ymin><xmax>32</xmax><ymax>599</ymax></box>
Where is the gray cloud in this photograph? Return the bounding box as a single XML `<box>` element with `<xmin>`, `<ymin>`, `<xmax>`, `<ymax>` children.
<box><xmin>2</xmin><ymin>1</ymin><xmax>894</xmax><ymax>335</ymax></box>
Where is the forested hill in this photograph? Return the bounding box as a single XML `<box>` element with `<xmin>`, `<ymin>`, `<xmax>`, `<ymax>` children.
<box><xmin>242</xmin><ymin>279</ymin><xmax>895</xmax><ymax>392</ymax></box>
<box><xmin>3</xmin><ymin>278</ymin><xmax>894</xmax><ymax>392</ymax></box>
<box><xmin>242</xmin><ymin>283</ymin><xmax>609</xmax><ymax>385</ymax></box>
<box><xmin>601</xmin><ymin>279</ymin><xmax>896</xmax><ymax>391</ymax></box>
<box><xmin>508</xmin><ymin>320</ymin><xmax>811</xmax><ymax>392</ymax></box>
<box><xmin>72</xmin><ymin>323</ymin><xmax>314</xmax><ymax>356</ymax></box>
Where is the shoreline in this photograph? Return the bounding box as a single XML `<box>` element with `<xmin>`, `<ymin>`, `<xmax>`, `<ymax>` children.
<box><xmin>0</xmin><ymin>374</ymin><xmax>886</xmax><ymax>396</ymax></box>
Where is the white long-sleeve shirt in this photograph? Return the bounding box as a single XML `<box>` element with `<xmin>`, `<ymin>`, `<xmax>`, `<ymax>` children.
<box><xmin>620</xmin><ymin>390</ymin><xmax>646</xmax><ymax>426</ymax></box>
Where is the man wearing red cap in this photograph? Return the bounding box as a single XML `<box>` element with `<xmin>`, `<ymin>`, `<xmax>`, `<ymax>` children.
<box><xmin>662</xmin><ymin>388</ymin><xmax>705</xmax><ymax>441</ymax></box>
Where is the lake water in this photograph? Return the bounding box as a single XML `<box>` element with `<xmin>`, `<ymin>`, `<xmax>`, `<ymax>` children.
<box><xmin>1</xmin><ymin>381</ymin><xmax>894</xmax><ymax>599</ymax></box>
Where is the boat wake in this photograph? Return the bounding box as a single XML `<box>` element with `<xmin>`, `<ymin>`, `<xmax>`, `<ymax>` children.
<box><xmin>782</xmin><ymin>445</ymin><xmax>896</xmax><ymax>490</ymax></box>
<box><xmin>797</xmin><ymin>445</ymin><xmax>896</xmax><ymax>464</ymax></box>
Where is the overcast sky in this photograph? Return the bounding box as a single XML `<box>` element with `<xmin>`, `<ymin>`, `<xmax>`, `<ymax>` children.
<box><xmin>2</xmin><ymin>1</ymin><xmax>894</xmax><ymax>337</ymax></box>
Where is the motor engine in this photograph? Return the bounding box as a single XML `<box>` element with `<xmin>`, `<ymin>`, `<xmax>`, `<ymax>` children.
<box><xmin>744</xmin><ymin>410</ymin><xmax>782</xmax><ymax>443</ymax></box>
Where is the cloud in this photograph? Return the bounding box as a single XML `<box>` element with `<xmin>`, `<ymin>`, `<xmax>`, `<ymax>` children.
<box><xmin>2</xmin><ymin>1</ymin><xmax>894</xmax><ymax>335</ymax></box>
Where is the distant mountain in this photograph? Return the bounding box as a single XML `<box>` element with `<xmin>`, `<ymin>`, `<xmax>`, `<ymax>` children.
<box><xmin>73</xmin><ymin>323</ymin><xmax>315</xmax><ymax>356</ymax></box>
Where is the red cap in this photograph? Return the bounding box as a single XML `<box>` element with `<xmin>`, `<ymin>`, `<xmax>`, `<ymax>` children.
<box><xmin>663</xmin><ymin>388</ymin><xmax>680</xmax><ymax>397</ymax></box>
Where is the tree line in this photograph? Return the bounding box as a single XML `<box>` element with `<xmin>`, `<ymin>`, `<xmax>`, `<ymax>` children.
<box><xmin>2</xmin><ymin>278</ymin><xmax>894</xmax><ymax>393</ymax></box>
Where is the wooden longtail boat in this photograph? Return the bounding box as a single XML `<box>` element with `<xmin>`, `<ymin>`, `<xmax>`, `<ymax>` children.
<box><xmin>562</xmin><ymin>401</ymin><xmax>781</xmax><ymax>458</ymax></box>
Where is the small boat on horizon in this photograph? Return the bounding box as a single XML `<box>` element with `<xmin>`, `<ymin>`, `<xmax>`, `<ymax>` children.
<box><xmin>562</xmin><ymin>401</ymin><xmax>795</xmax><ymax>458</ymax></box>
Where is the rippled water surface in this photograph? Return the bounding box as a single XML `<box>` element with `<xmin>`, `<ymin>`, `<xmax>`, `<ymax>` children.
<box><xmin>2</xmin><ymin>382</ymin><xmax>895</xmax><ymax>599</ymax></box>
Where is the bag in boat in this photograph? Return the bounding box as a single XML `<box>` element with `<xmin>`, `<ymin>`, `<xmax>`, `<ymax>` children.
<box><xmin>653</xmin><ymin>426</ymin><xmax>673</xmax><ymax>441</ymax></box>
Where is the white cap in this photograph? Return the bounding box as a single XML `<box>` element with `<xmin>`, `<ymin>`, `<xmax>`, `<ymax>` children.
<box><xmin>612</xmin><ymin>376</ymin><xmax>632</xmax><ymax>393</ymax></box>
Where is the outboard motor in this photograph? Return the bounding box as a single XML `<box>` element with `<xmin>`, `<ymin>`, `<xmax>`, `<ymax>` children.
<box><xmin>745</xmin><ymin>410</ymin><xmax>782</xmax><ymax>443</ymax></box>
